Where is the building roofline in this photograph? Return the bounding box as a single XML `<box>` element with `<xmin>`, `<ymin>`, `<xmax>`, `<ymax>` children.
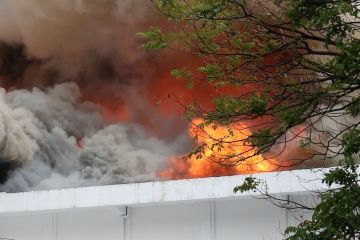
<box><xmin>0</xmin><ymin>168</ymin><xmax>336</xmax><ymax>214</ymax></box>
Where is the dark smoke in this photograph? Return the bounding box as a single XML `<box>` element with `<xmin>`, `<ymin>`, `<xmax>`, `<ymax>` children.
<box><xmin>0</xmin><ymin>0</ymin><xmax>191</xmax><ymax>192</ymax></box>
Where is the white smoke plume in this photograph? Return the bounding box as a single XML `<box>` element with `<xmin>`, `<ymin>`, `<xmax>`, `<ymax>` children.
<box><xmin>0</xmin><ymin>83</ymin><xmax>186</xmax><ymax>192</ymax></box>
<box><xmin>0</xmin><ymin>89</ymin><xmax>39</xmax><ymax>165</ymax></box>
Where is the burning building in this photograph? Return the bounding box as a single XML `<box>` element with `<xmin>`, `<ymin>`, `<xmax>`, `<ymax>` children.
<box><xmin>0</xmin><ymin>0</ymin><xmax>353</xmax><ymax>239</ymax></box>
<box><xmin>0</xmin><ymin>0</ymin><xmax>308</xmax><ymax>193</ymax></box>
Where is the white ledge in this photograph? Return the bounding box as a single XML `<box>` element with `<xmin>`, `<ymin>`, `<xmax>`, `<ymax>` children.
<box><xmin>0</xmin><ymin>168</ymin><xmax>336</xmax><ymax>214</ymax></box>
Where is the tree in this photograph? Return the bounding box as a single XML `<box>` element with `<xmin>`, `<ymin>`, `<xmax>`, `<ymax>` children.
<box><xmin>140</xmin><ymin>0</ymin><xmax>360</xmax><ymax>166</ymax></box>
<box><xmin>235</xmin><ymin>134</ymin><xmax>360</xmax><ymax>239</ymax></box>
<box><xmin>139</xmin><ymin>0</ymin><xmax>360</xmax><ymax>239</ymax></box>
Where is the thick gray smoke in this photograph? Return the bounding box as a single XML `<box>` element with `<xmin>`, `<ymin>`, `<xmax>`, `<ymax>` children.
<box><xmin>0</xmin><ymin>83</ymin><xmax>186</xmax><ymax>192</ymax></box>
<box><xmin>0</xmin><ymin>0</ymin><xmax>192</xmax><ymax>192</ymax></box>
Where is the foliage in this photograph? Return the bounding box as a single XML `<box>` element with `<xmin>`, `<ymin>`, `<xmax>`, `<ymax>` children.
<box><xmin>233</xmin><ymin>131</ymin><xmax>360</xmax><ymax>239</ymax></box>
<box><xmin>284</xmin><ymin>129</ymin><xmax>360</xmax><ymax>240</ymax></box>
<box><xmin>233</xmin><ymin>176</ymin><xmax>260</xmax><ymax>193</ymax></box>
<box><xmin>141</xmin><ymin>1</ymin><xmax>360</xmax><ymax>239</ymax></box>
<box><xmin>141</xmin><ymin>0</ymin><xmax>360</xmax><ymax>165</ymax></box>
<box><xmin>283</xmin><ymin>166</ymin><xmax>360</xmax><ymax>239</ymax></box>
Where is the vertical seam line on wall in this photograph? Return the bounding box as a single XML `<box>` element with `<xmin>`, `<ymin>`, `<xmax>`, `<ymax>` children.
<box><xmin>121</xmin><ymin>206</ymin><xmax>131</xmax><ymax>240</ymax></box>
<box><xmin>210</xmin><ymin>201</ymin><xmax>216</xmax><ymax>240</ymax></box>
<box><xmin>52</xmin><ymin>212</ymin><xmax>58</xmax><ymax>240</ymax></box>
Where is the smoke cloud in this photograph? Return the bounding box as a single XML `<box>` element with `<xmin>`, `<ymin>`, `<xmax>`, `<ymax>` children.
<box><xmin>0</xmin><ymin>83</ymin><xmax>187</xmax><ymax>192</ymax></box>
<box><xmin>0</xmin><ymin>0</ymin><xmax>344</xmax><ymax>192</ymax></box>
<box><xmin>1</xmin><ymin>0</ymin><xmax>151</xmax><ymax>77</ymax></box>
<box><xmin>0</xmin><ymin>0</ymin><xmax>194</xmax><ymax>192</ymax></box>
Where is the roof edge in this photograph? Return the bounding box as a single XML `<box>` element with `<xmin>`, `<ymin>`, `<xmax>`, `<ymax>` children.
<box><xmin>0</xmin><ymin>167</ymin><xmax>337</xmax><ymax>214</ymax></box>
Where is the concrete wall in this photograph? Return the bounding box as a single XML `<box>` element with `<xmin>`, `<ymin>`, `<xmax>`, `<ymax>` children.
<box><xmin>0</xmin><ymin>169</ymin><xmax>327</xmax><ymax>240</ymax></box>
<box><xmin>0</xmin><ymin>197</ymin><xmax>309</xmax><ymax>240</ymax></box>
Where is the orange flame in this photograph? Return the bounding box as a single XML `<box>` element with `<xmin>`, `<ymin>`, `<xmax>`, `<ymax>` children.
<box><xmin>160</xmin><ymin>118</ymin><xmax>278</xmax><ymax>179</ymax></box>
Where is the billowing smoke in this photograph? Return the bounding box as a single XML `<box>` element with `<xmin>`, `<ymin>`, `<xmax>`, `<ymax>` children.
<box><xmin>0</xmin><ymin>83</ymin><xmax>187</xmax><ymax>192</ymax></box>
<box><xmin>0</xmin><ymin>0</ymin><xmax>151</xmax><ymax>79</ymax></box>
<box><xmin>0</xmin><ymin>0</ymin><xmax>191</xmax><ymax>134</ymax></box>
<box><xmin>0</xmin><ymin>0</ymin><xmax>345</xmax><ymax>192</ymax></box>
<box><xmin>0</xmin><ymin>0</ymin><xmax>194</xmax><ymax>192</ymax></box>
<box><xmin>0</xmin><ymin>0</ymin><xmax>164</xmax><ymax>107</ymax></box>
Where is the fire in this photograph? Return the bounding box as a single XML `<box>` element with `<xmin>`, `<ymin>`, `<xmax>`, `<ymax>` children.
<box><xmin>160</xmin><ymin>118</ymin><xmax>278</xmax><ymax>179</ymax></box>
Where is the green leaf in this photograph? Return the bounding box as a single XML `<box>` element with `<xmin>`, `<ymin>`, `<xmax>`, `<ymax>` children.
<box><xmin>138</xmin><ymin>27</ymin><xmax>168</xmax><ymax>50</ymax></box>
<box><xmin>234</xmin><ymin>176</ymin><xmax>260</xmax><ymax>193</ymax></box>
<box><xmin>171</xmin><ymin>68</ymin><xmax>192</xmax><ymax>79</ymax></box>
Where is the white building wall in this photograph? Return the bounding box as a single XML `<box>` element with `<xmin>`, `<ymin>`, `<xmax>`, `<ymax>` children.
<box><xmin>0</xmin><ymin>209</ymin><xmax>125</xmax><ymax>240</ymax></box>
<box><xmin>0</xmin><ymin>197</ymin><xmax>309</xmax><ymax>240</ymax></box>
<box><xmin>0</xmin><ymin>169</ymin><xmax>332</xmax><ymax>240</ymax></box>
<box><xmin>215</xmin><ymin>199</ymin><xmax>286</xmax><ymax>240</ymax></box>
